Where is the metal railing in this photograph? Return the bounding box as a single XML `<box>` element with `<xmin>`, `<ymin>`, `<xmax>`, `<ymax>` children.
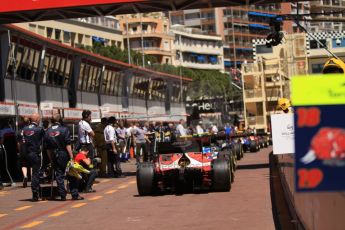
<box><xmin>247</xmin><ymin>116</ymin><xmax>265</xmax><ymax>126</ymax></box>
<box><xmin>242</xmin><ymin>63</ymin><xmax>260</xmax><ymax>73</ymax></box>
<box><xmin>245</xmin><ymin>89</ymin><xmax>263</xmax><ymax>99</ymax></box>
<box><xmin>266</xmin><ymin>88</ymin><xmax>281</xmax><ymax>99</ymax></box>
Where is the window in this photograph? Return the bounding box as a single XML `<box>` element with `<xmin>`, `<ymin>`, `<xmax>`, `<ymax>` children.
<box><xmin>55</xmin><ymin>29</ymin><xmax>61</xmax><ymax>41</ymax></box>
<box><xmin>78</xmin><ymin>62</ymin><xmax>102</xmax><ymax>92</ymax></box>
<box><xmin>102</xmin><ymin>68</ymin><xmax>122</xmax><ymax>96</ymax></box>
<box><xmin>310</xmin><ymin>39</ymin><xmax>327</xmax><ymax>49</ymax></box>
<box><xmin>256</xmin><ymin>45</ymin><xmax>273</xmax><ymax>54</ymax></box>
<box><xmin>142</xmin><ymin>24</ymin><xmax>148</xmax><ymax>32</ymax></box>
<box><xmin>63</xmin><ymin>31</ymin><xmax>71</xmax><ymax>43</ymax></box>
<box><xmin>47</xmin><ymin>28</ymin><xmax>53</xmax><ymax>38</ymax></box>
<box><xmin>7</xmin><ymin>42</ymin><xmax>40</xmax><ymax>81</ymax></box>
<box><xmin>42</xmin><ymin>50</ymin><xmax>71</xmax><ymax>87</ymax></box>
<box><xmin>185</xmin><ymin>13</ymin><xmax>200</xmax><ymax>20</ymax></box>
<box><xmin>171</xmin><ymin>15</ymin><xmax>184</xmax><ymax>25</ymax></box>
<box><xmin>311</xmin><ymin>63</ymin><xmax>324</xmax><ymax>74</ymax></box>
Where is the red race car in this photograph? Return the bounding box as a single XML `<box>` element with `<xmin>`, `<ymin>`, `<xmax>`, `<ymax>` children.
<box><xmin>136</xmin><ymin>136</ymin><xmax>231</xmax><ymax>196</ymax></box>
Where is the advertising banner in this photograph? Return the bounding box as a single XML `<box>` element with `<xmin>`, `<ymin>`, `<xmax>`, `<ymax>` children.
<box><xmin>271</xmin><ymin>113</ymin><xmax>295</xmax><ymax>155</ymax></box>
<box><xmin>0</xmin><ymin>103</ymin><xmax>15</xmax><ymax>116</ymax></box>
<box><xmin>292</xmin><ymin>75</ymin><xmax>345</xmax><ymax>192</ymax></box>
<box><xmin>18</xmin><ymin>104</ymin><xmax>38</xmax><ymax>116</ymax></box>
<box><xmin>64</xmin><ymin>108</ymin><xmax>83</xmax><ymax>120</ymax></box>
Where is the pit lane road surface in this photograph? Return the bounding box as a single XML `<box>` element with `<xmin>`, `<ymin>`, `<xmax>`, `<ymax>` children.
<box><xmin>0</xmin><ymin>147</ymin><xmax>281</xmax><ymax>230</ymax></box>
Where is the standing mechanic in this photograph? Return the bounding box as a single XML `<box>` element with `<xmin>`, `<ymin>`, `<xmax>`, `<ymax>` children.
<box><xmin>44</xmin><ymin>114</ymin><xmax>77</xmax><ymax>201</ymax></box>
<box><xmin>104</xmin><ymin>117</ymin><xmax>123</xmax><ymax>178</ymax></box>
<box><xmin>19</xmin><ymin>113</ymin><xmax>45</xmax><ymax>202</ymax></box>
<box><xmin>78</xmin><ymin>110</ymin><xmax>95</xmax><ymax>159</ymax></box>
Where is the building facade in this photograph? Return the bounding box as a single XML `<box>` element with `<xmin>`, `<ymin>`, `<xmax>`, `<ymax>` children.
<box><xmin>241</xmin><ymin>33</ymin><xmax>307</xmax><ymax>132</ymax></box>
<box><xmin>118</xmin><ymin>13</ymin><xmax>175</xmax><ymax>65</ymax></box>
<box><xmin>171</xmin><ymin>25</ymin><xmax>224</xmax><ymax>71</ymax></box>
<box><xmin>242</xmin><ymin>30</ymin><xmax>345</xmax><ymax>131</ymax></box>
<box><xmin>306</xmin><ymin>31</ymin><xmax>345</xmax><ymax>73</ymax></box>
<box><xmin>15</xmin><ymin>16</ymin><xmax>124</xmax><ymax>48</ymax></box>
<box><xmin>309</xmin><ymin>0</ymin><xmax>345</xmax><ymax>32</ymax></box>
<box><xmin>169</xmin><ymin>4</ymin><xmax>285</xmax><ymax>70</ymax></box>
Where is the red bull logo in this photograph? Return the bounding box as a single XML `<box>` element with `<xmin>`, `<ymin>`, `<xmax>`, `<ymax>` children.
<box><xmin>23</xmin><ymin>130</ymin><xmax>35</xmax><ymax>136</ymax></box>
<box><xmin>301</xmin><ymin>127</ymin><xmax>345</xmax><ymax>165</ymax></box>
<box><xmin>49</xmin><ymin>131</ymin><xmax>61</xmax><ymax>137</ymax></box>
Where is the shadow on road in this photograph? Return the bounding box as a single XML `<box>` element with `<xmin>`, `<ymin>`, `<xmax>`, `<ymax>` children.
<box><xmin>123</xmin><ymin>172</ymin><xmax>136</xmax><ymax>177</ymax></box>
<box><xmin>269</xmin><ymin>153</ymin><xmax>295</xmax><ymax>230</ymax></box>
<box><xmin>237</xmin><ymin>163</ymin><xmax>269</xmax><ymax>170</ymax></box>
<box><xmin>133</xmin><ymin>189</ymin><xmax>212</xmax><ymax>197</ymax></box>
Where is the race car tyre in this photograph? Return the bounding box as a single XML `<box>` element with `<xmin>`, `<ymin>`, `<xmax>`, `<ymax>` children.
<box><xmin>232</xmin><ymin>149</ymin><xmax>237</xmax><ymax>170</ymax></box>
<box><xmin>249</xmin><ymin>141</ymin><xmax>258</xmax><ymax>152</ymax></box>
<box><xmin>136</xmin><ymin>162</ymin><xmax>156</xmax><ymax>196</ymax></box>
<box><xmin>258</xmin><ymin>140</ymin><xmax>262</xmax><ymax>148</ymax></box>
<box><xmin>233</xmin><ymin>143</ymin><xmax>242</xmax><ymax>160</ymax></box>
<box><xmin>212</xmin><ymin>159</ymin><xmax>231</xmax><ymax>192</ymax></box>
<box><xmin>230</xmin><ymin>155</ymin><xmax>235</xmax><ymax>183</ymax></box>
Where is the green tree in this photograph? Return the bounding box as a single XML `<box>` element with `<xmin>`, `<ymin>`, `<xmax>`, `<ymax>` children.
<box><xmin>79</xmin><ymin>44</ymin><xmax>239</xmax><ymax>101</ymax></box>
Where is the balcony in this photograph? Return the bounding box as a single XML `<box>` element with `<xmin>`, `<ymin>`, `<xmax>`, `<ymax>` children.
<box><xmin>242</xmin><ymin>63</ymin><xmax>261</xmax><ymax>74</ymax></box>
<box><xmin>131</xmin><ymin>47</ymin><xmax>173</xmax><ymax>56</ymax></box>
<box><xmin>180</xmin><ymin>61</ymin><xmax>223</xmax><ymax>70</ymax></box>
<box><xmin>245</xmin><ymin>89</ymin><xmax>263</xmax><ymax>99</ymax></box>
<box><xmin>265</xmin><ymin>88</ymin><xmax>281</xmax><ymax>100</ymax></box>
<box><xmin>201</xmin><ymin>18</ymin><xmax>215</xmax><ymax>24</ymax></box>
<box><xmin>247</xmin><ymin>116</ymin><xmax>265</xmax><ymax>126</ymax></box>
<box><xmin>175</xmin><ymin>44</ymin><xmax>223</xmax><ymax>55</ymax></box>
<box><xmin>123</xmin><ymin>31</ymin><xmax>174</xmax><ymax>39</ymax></box>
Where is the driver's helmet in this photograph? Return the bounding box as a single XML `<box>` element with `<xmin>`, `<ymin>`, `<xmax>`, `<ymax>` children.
<box><xmin>277</xmin><ymin>98</ymin><xmax>291</xmax><ymax>111</ymax></box>
<box><xmin>322</xmin><ymin>58</ymin><xmax>345</xmax><ymax>74</ymax></box>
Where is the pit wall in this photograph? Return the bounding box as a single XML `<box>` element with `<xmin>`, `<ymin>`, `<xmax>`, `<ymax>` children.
<box><xmin>277</xmin><ymin>154</ymin><xmax>345</xmax><ymax>230</ymax></box>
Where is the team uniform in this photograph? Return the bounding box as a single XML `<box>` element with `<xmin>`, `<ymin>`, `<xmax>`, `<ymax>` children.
<box><xmin>44</xmin><ymin>122</ymin><xmax>75</xmax><ymax>200</ymax></box>
<box><xmin>74</xmin><ymin>152</ymin><xmax>97</xmax><ymax>192</ymax></box>
<box><xmin>78</xmin><ymin>120</ymin><xmax>95</xmax><ymax>159</ymax></box>
<box><xmin>21</xmin><ymin>122</ymin><xmax>45</xmax><ymax>200</ymax></box>
<box><xmin>104</xmin><ymin>124</ymin><xmax>122</xmax><ymax>177</ymax></box>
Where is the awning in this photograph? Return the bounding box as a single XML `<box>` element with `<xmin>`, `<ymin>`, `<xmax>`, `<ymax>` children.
<box><xmin>224</xmin><ymin>61</ymin><xmax>243</xmax><ymax>67</ymax></box>
<box><xmin>248</xmin><ymin>11</ymin><xmax>277</xmax><ymax>18</ymax></box>
<box><xmin>197</xmin><ymin>55</ymin><xmax>206</xmax><ymax>62</ymax></box>
<box><xmin>92</xmin><ymin>36</ymin><xmax>106</xmax><ymax>43</ymax></box>
<box><xmin>248</xmin><ymin>24</ymin><xmax>270</xmax><ymax>30</ymax></box>
<box><xmin>235</xmin><ymin>47</ymin><xmax>253</xmax><ymax>51</ymax></box>
<box><xmin>209</xmin><ymin>56</ymin><xmax>218</xmax><ymax>63</ymax></box>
